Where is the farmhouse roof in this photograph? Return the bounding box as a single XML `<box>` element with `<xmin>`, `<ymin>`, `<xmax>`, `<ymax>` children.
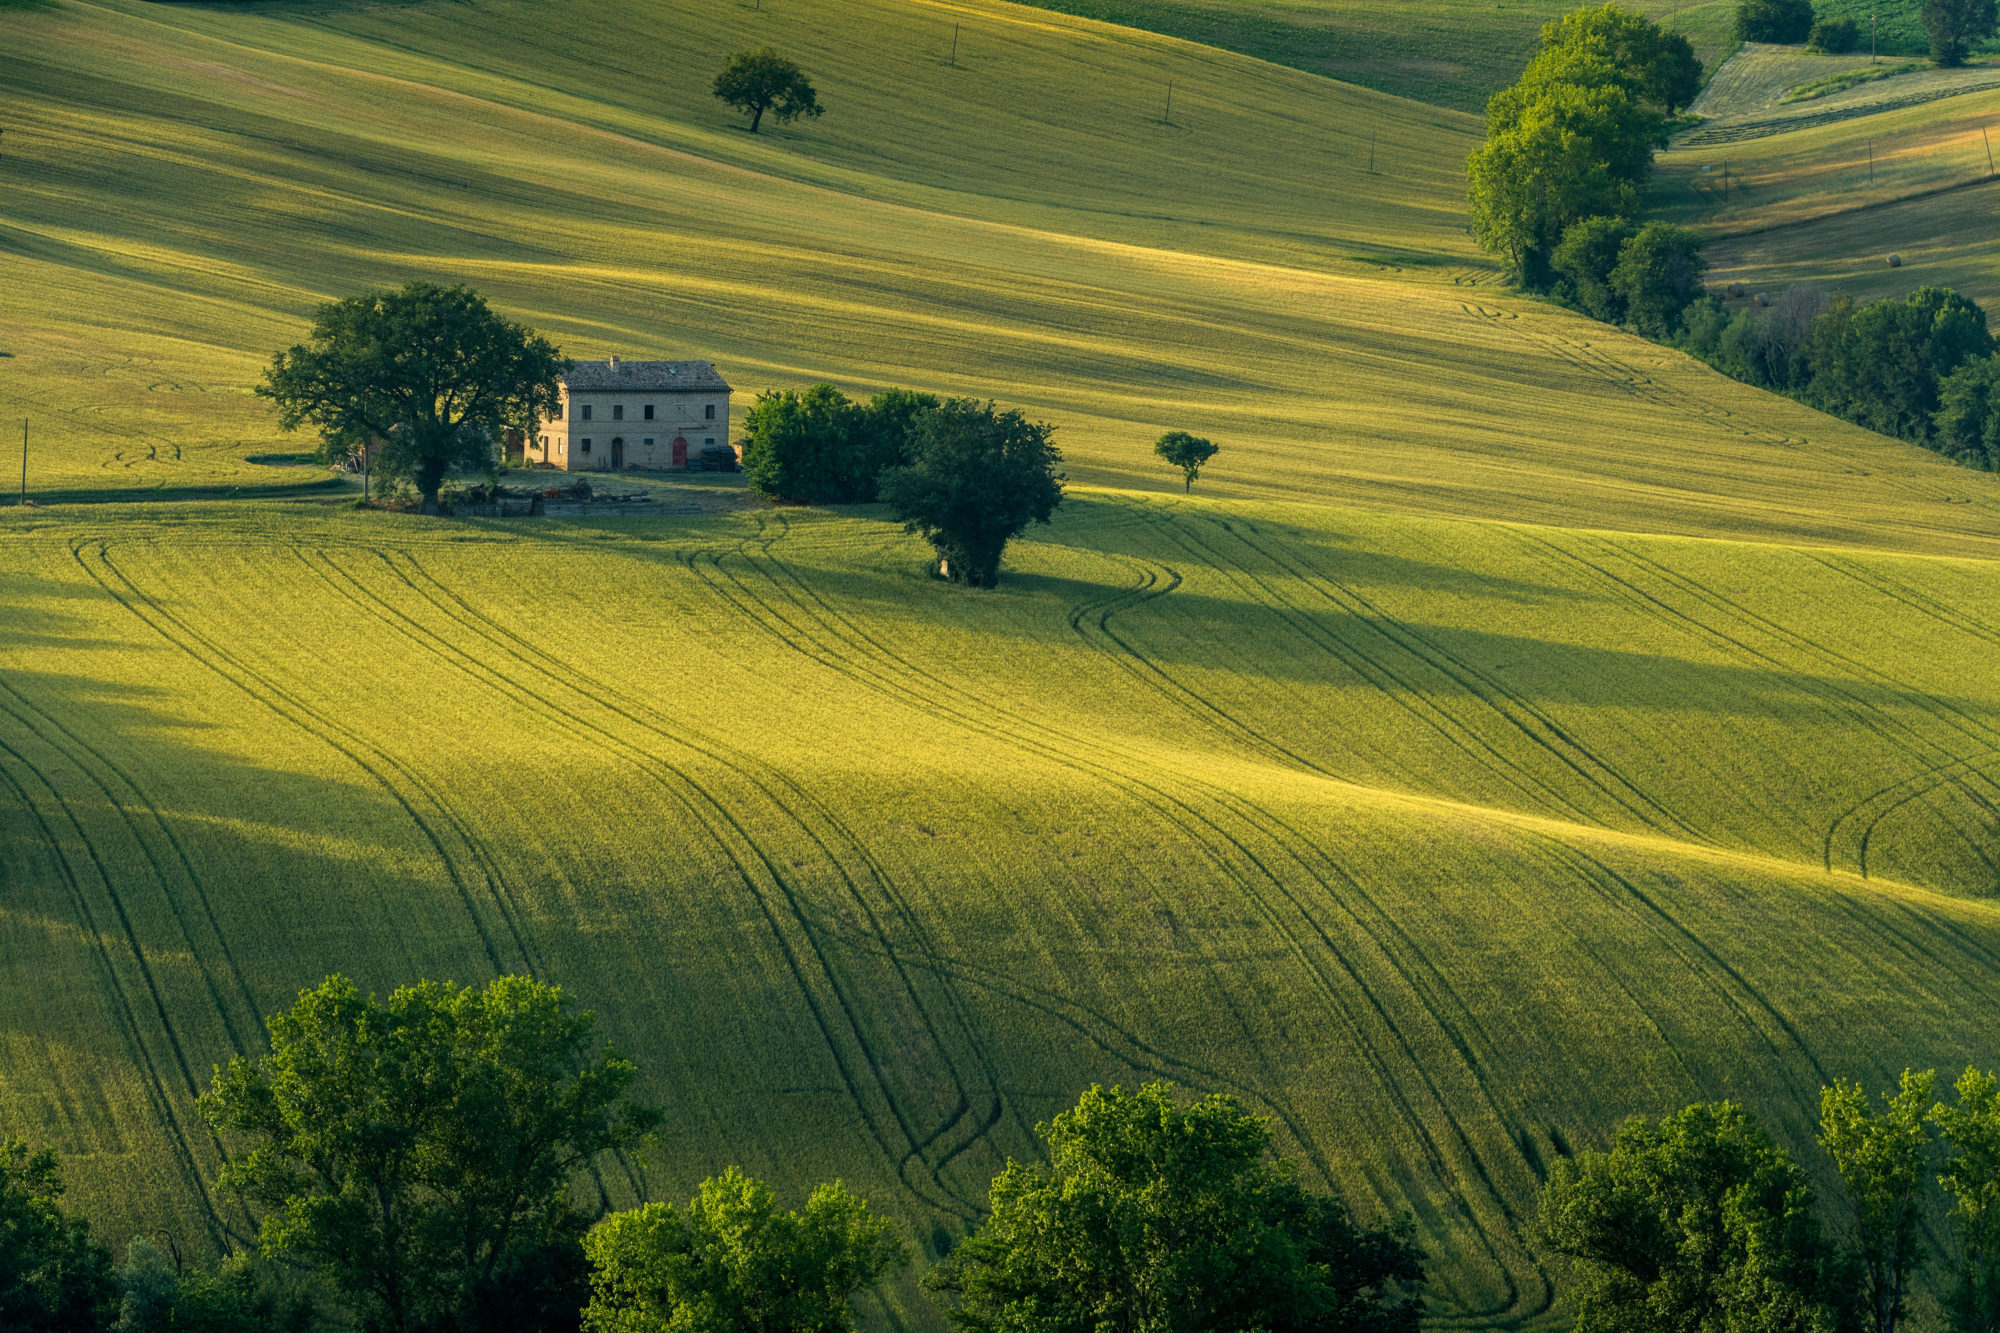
<box><xmin>562</xmin><ymin>359</ymin><xmax>731</xmax><ymax>393</ymax></box>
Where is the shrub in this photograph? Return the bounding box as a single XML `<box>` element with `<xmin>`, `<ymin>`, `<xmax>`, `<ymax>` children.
<box><xmin>878</xmin><ymin>398</ymin><xmax>1065</xmax><ymax>587</ymax></box>
<box><xmin>1807</xmin><ymin>287</ymin><xmax>1994</xmax><ymax>441</ymax></box>
<box><xmin>1609</xmin><ymin>221</ymin><xmax>1707</xmax><ymax>336</ymax></box>
<box><xmin>1809</xmin><ymin>16</ymin><xmax>1861</xmax><ymax>50</ymax></box>
<box><xmin>1738</xmin><ymin>0</ymin><xmax>1817</xmax><ymax>43</ymax></box>
<box><xmin>741</xmin><ymin>384</ymin><xmax>943</xmax><ymax>504</ymax></box>
<box><xmin>1551</xmin><ymin>214</ymin><xmax>1635</xmax><ymax>322</ymax></box>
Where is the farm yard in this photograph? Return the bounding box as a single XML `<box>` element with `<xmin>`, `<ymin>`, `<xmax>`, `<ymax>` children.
<box><xmin>5</xmin><ymin>0</ymin><xmax>2000</xmax><ymax>1327</ymax></box>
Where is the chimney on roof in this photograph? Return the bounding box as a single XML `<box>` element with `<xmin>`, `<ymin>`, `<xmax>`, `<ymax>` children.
<box><xmin>608</xmin><ymin>355</ymin><xmax>620</xmax><ymax>370</ymax></box>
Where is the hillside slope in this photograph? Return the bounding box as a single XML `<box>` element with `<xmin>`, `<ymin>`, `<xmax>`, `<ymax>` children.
<box><xmin>5</xmin><ymin>0</ymin><xmax>2000</xmax><ymax>1329</ymax></box>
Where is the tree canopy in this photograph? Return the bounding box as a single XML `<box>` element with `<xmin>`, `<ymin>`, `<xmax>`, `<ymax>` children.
<box><xmin>583</xmin><ymin>1168</ymin><xmax>907</xmax><ymax>1333</ymax></box>
<box><xmin>712</xmin><ymin>49</ymin><xmax>824</xmax><ymax>133</ymax></box>
<box><xmin>1609</xmin><ymin>221</ymin><xmax>1706</xmax><ymax>337</ymax></box>
<box><xmin>1923</xmin><ymin>0</ymin><xmax>1999</xmax><ymax>65</ymax></box>
<box><xmin>740</xmin><ymin>384</ymin><xmax>940</xmax><ymax>504</ymax></box>
<box><xmin>0</xmin><ymin>1139</ymin><xmax>115</xmax><ymax>1333</ymax></box>
<box><xmin>1535</xmin><ymin>1102</ymin><xmax>1842</xmax><ymax>1332</ymax></box>
<box><xmin>258</xmin><ymin>282</ymin><xmax>566</xmax><ymax>513</ymax></box>
<box><xmin>878</xmin><ymin>398</ymin><xmax>1065</xmax><ymax>587</ymax></box>
<box><xmin>1737</xmin><ymin>0</ymin><xmax>1816</xmax><ymax>43</ymax></box>
<box><xmin>200</xmin><ymin>973</ymin><xmax>660</xmax><ymax>1333</ymax></box>
<box><xmin>1808</xmin><ymin>287</ymin><xmax>1993</xmax><ymax>442</ymax></box>
<box><xmin>924</xmin><ymin>1082</ymin><xmax>1425</xmax><ymax>1333</ymax></box>
<box><xmin>1153</xmin><ymin>431</ymin><xmax>1219</xmax><ymax>492</ymax></box>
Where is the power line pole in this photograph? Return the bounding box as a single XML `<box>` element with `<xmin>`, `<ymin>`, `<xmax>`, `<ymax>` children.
<box><xmin>1163</xmin><ymin>80</ymin><xmax>1172</xmax><ymax>123</ymax></box>
<box><xmin>949</xmin><ymin>23</ymin><xmax>958</xmax><ymax>67</ymax></box>
<box><xmin>18</xmin><ymin>418</ymin><xmax>27</xmax><ymax>506</ymax></box>
<box><xmin>1985</xmin><ymin>126</ymin><xmax>1995</xmax><ymax>178</ymax></box>
<box><xmin>1369</xmin><ymin>130</ymin><xmax>1376</xmax><ymax>172</ymax></box>
<box><xmin>1868</xmin><ymin>138</ymin><xmax>1874</xmax><ymax>184</ymax></box>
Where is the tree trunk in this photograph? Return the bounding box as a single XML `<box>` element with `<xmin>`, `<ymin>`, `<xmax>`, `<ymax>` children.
<box><xmin>750</xmin><ymin>104</ymin><xmax>765</xmax><ymax>132</ymax></box>
<box><xmin>422</xmin><ymin>489</ymin><xmax>442</xmax><ymax>516</ymax></box>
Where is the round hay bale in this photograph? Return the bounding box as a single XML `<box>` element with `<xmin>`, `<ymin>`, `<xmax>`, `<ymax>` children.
<box><xmin>1887</xmin><ymin>253</ymin><xmax>1902</xmax><ymax>268</ymax></box>
<box><xmin>1752</xmin><ymin>292</ymin><xmax>1769</xmax><ymax>307</ymax></box>
<box><xmin>1727</xmin><ymin>281</ymin><xmax>1745</xmax><ymax>298</ymax></box>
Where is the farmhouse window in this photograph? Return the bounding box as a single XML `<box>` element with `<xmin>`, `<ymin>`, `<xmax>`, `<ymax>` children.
<box><xmin>705</xmin><ymin>404</ymin><xmax>716</xmax><ymax>420</ymax></box>
<box><xmin>704</xmin><ymin>437</ymin><xmax>715</xmax><ymax>446</ymax></box>
<box><xmin>581</xmin><ymin>404</ymin><xmax>592</xmax><ymax>421</ymax></box>
<box><xmin>581</xmin><ymin>439</ymin><xmax>592</xmax><ymax>454</ymax></box>
<box><xmin>644</xmin><ymin>404</ymin><xmax>655</xmax><ymax>420</ymax></box>
<box><xmin>553</xmin><ymin>402</ymin><xmax>564</xmax><ymax>420</ymax></box>
<box><xmin>644</xmin><ymin>438</ymin><xmax>654</xmax><ymax>447</ymax></box>
<box><xmin>613</xmin><ymin>404</ymin><xmax>624</xmax><ymax>421</ymax></box>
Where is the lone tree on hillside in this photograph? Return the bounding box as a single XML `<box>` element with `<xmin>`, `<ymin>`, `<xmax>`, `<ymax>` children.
<box><xmin>1153</xmin><ymin>430</ymin><xmax>1219</xmax><ymax>492</ymax></box>
<box><xmin>201</xmin><ymin>974</ymin><xmax>661</xmax><ymax>1333</ymax></box>
<box><xmin>712</xmin><ymin>48</ymin><xmax>824</xmax><ymax>132</ymax></box>
<box><xmin>1923</xmin><ymin>0</ymin><xmax>1999</xmax><ymax>66</ymax></box>
<box><xmin>878</xmin><ymin>398</ymin><xmax>1064</xmax><ymax>587</ymax></box>
<box><xmin>259</xmin><ymin>282</ymin><xmax>566</xmax><ymax>514</ymax></box>
<box><xmin>925</xmin><ymin>1082</ymin><xmax>1426</xmax><ymax>1333</ymax></box>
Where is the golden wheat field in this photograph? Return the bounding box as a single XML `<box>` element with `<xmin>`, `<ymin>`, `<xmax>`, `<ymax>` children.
<box><xmin>6</xmin><ymin>0</ymin><xmax>2000</xmax><ymax>1328</ymax></box>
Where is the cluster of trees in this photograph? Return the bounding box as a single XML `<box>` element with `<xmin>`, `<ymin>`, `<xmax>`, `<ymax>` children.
<box><xmin>1467</xmin><ymin>4</ymin><xmax>1700</xmax><ymax>285</ymax></box>
<box><xmin>741</xmin><ymin>385</ymin><xmax>1066</xmax><ymax>586</ymax></box>
<box><xmin>5</xmin><ymin>978</ymin><xmax>1426</xmax><ymax>1333</ymax></box>
<box><xmin>1738</xmin><ymin>0</ymin><xmax>1997</xmax><ymax>64</ymax></box>
<box><xmin>1681</xmin><ymin>285</ymin><xmax>1999</xmax><ymax>466</ymax></box>
<box><xmin>1540</xmin><ymin>1071</ymin><xmax>2000</xmax><ymax>1333</ymax></box>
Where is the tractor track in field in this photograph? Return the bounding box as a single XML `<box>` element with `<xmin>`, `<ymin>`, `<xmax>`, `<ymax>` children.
<box><xmin>69</xmin><ymin>540</ymin><xmax>537</xmax><ymax>978</ymax></box>
<box><xmin>702</xmin><ymin>512</ymin><xmax>1549</xmax><ymax>1322</ymax></box>
<box><xmin>1153</xmin><ymin>506</ymin><xmax>1703</xmax><ymax>842</ymax></box>
<box><xmin>1506</xmin><ymin>531</ymin><xmax>2000</xmax><ymax>881</ymax></box>
<box><xmin>0</xmin><ymin>734</ymin><xmax>232</xmax><ymax>1247</ymax></box>
<box><xmin>315</xmin><ymin>544</ymin><xmax>1002</xmax><ymax>1221</ymax></box>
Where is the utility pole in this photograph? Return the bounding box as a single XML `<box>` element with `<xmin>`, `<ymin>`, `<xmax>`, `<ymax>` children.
<box><xmin>1985</xmin><ymin>126</ymin><xmax>1995</xmax><ymax>178</ymax></box>
<box><xmin>1871</xmin><ymin>12</ymin><xmax>1877</xmax><ymax>63</ymax></box>
<box><xmin>948</xmin><ymin>23</ymin><xmax>958</xmax><ymax>67</ymax></box>
<box><xmin>1163</xmin><ymin>80</ymin><xmax>1172</xmax><ymax>123</ymax></box>
<box><xmin>1369</xmin><ymin>130</ymin><xmax>1376</xmax><ymax>172</ymax></box>
<box><xmin>18</xmin><ymin>418</ymin><xmax>26</xmax><ymax>506</ymax></box>
<box><xmin>1868</xmin><ymin>138</ymin><xmax>1874</xmax><ymax>184</ymax></box>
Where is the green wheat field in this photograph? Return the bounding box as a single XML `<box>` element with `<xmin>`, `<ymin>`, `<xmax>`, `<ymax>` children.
<box><xmin>4</xmin><ymin>0</ymin><xmax>2000</xmax><ymax>1327</ymax></box>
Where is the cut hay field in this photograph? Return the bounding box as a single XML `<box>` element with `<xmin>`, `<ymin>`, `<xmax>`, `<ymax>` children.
<box><xmin>8</xmin><ymin>0</ymin><xmax>2000</xmax><ymax>1329</ymax></box>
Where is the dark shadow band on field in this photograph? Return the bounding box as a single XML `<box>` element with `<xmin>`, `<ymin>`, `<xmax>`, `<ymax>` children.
<box><xmin>16</xmin><ymin>478</ymin><xmax>348</xmax><ymax>506</ymax></box>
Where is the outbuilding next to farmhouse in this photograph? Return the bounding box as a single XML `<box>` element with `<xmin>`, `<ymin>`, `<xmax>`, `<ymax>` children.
<box><xmin>525</xmin><ymin>357</ymin><xmax>732</xmax><ymax>472</ymax></box>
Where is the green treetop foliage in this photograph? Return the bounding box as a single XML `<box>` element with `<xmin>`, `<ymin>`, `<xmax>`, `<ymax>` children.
<box><xmin>924</xmin><ymin>1082</ymin><xmax>1426</xmax><ymax>1333</ymax></box>
<box><xmin>1923</xmin><ymin>0</ymin><xmax>2000</xmax><ymax>65</ymax></box>
<box><xmin>712</xmin><ymin>49</ymin><xmax>824</xmax><ymax>133</ymax></box>
<box><xmin>740</xmin><ymin>385</ymin><xmax>942</xmax><ymax>504</ymax></box>
<box><xmin>582</xmin><ymin>1167</ymin><xmax>907</xmax><ymax>1333</ymax></box>
<box><xmin>112</xmin><ymin>1238</ymin><xmax>318</xmax><ymax>1333</ymax></box>
<box><xmin>1539</xmin><ymin>3</ymin><xmax>1703</xmax><ymax>114</ymax></box>
<box><xmin>1808</xmin><ymin>287</ymin><xmax>1994</xmax><ymax>442</ymax></box>
<box><xmin>1936</xmin><ymin>353</ymin><xmax>2000</xmax><ymax>470</ymax></box>
<box><xmin>1608</xmin><ymin>221</ymin><xmax>1707</xmax><ymax>337</ymax></box>
<box><xmin>1738</xmin><ymin>0</ymin><xmax>1817</xmax><ymax>43</ymax></box>
<box><xmin>258</xmin><ymin>282</ymin><xmax>566</xmax><ymax>514</ymax></box>
<box><xmin>1469</xmin><ymin>6</ymin><xmax>1686</xmax><ymax>279</ymax></box>
<box><xmin>1551</xmin><ymin>215</ymin><xmax>1635</xmax><ymax>321</ymax></box>
<box><xmin>199</xmin><ymin>973</ymin><xmax>661</xmax><ymax>1333</ymax></box>
<box><xmin>1534</xmin><ymin>1102</ymin><xmax>1843</xmax><ymax>1333</ymax></box>
<box><xmin>1930</xmin><ymin>1068</ymin><xmax>2000</xmax><ymax>1333</ymax></box>
<box><xmin>1820</xmin><ymin>1070</ymin><xmax>1936</xmax><ymax>1333</ymax></box>
<box><xmin>878</xmin><ymin>397</ymin><xmax>1065</xmax><ymax>588</ymax></box>
<box><xmin>0</xmin><ymin>1140</ymin><xmax>116</xmax><ymax>1333</ymax></box>
<box><xmin>1153</xmin><ymin>430</ymin><xmax>1219</xmax><ymax>491</ymax></box>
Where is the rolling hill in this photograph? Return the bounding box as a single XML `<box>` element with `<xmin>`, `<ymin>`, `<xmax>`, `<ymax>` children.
<box><xmin>5</xmin><ymin>0</ymin><xmax>2000</xmax><ymax>1328</ymax></box>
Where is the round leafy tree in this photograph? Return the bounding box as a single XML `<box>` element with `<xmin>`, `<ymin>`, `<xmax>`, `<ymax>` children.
<box><xmin>1154</xmin><ymin>430</ymin><xmax>1219</xmax><ymax>492</ymax></box>
<box><xmin>878</xmin><ymin>398</ymin><xmax>1064</xmax><ymax>587</ymax></box>
<box><xmin>713</xmin><ymin>49</ymin><xmax>824</xmax><ymax>133</ymax></box>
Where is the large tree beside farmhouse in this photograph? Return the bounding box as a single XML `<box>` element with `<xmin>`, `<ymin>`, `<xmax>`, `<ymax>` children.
<box><xmin>259</xmin><ymin>282</ymin><xmax>566</xmax><ymax>514</ymax></box>
<box><xmin>878</xmin><ymin>398</ymin><xmax>1065</xmax><ymax>587</ymax></box>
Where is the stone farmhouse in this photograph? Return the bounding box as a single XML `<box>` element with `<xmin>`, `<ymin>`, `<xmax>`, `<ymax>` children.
<box><xmin>525</xmin><ymin>358</ymin><xmax>732</xmax><ymax>472</ymax></box>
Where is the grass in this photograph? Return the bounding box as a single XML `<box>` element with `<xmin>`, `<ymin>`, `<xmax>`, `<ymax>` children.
<box><xmin>946</xmin><ymin>0</ymin><xmax>1741</xmax><ymax>111</ymax></box>
<box><xmin>1783</xmin><ymin>61</ymin><xmax>1929</xmax><ymax>103</ymax></box>
<box><xmin>8</xmin><ymin>0</ymin><xmax>2000</xmax><ymax>1328</ymax></box>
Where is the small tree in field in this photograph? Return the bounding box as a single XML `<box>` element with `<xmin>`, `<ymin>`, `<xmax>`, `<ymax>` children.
<box><xmin>1153</xmin><ymin>431</ymin><xmax>1219</xmax><ymax>492</ymax></box>
<box><xmin>583</xmin><ymin>1168</ymin><xmax>907</xmax><ymax>1333</ymax></box>
<box><xmin>259</xmin><ymin>283</ymin><xmax>566</xmax><ymax>514</ymax></box>
<box><xmin>1923</xmin><ymin>0</ymin><xmax>1999</xmax><ymax>66</ymax></box>
<box><xmin>201</xmin><ymin>974</ymin><xmax>661</xmax><ymax>1333</ymax></box>
<box><xmin>712</xmin><ymin>49</ymin><xmax>824</xmax><ymax>133</ymax></box>
<box><xmin>878</xmin><ymin>398</ymin><xmax>1064</xmax><ymax>588</ymax></box>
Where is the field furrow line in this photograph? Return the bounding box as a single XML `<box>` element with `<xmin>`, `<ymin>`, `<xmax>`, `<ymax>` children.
<box><xmin>358</xmin><ymin>544</ymin><xmax>997</xmax><ymax>1219</ymax></box>
<box><xmin>0</xmin><ymin>733</ymin><xmax>231</xmax><ymax>1247</ymax></box>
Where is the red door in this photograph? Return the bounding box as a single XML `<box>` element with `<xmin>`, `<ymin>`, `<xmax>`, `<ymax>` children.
<box><xmin>672</xmin><ymin>437</ymin><xmax>688</xmax><ymax>468</ymax></box>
